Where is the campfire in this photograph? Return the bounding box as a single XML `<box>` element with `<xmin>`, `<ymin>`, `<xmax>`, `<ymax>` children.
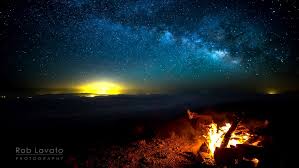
<box><xmin>70</xmin><ymin>109</ymin><xmax>272</xmax><ymax>168</ymax></box>
<box><xmin>205</xmin><ymin>122</ymin><xmax>250</xmax><ymax>156</ymax></box>
<box><xmin>187</xmin><ymin>110</ymin><xmax>266</xmax><ymax>167</ymax></box>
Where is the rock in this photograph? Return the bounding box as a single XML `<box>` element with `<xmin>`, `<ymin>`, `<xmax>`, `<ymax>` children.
<box><xmin>138</xmin><ymin>140</ymin><xmax>147</xmax><ymax>146</ymax></box>
<box><xmin>139</xmin><ymin>156</ymin><xmax>152</xmax><ymax>168</ymax></box>
<box><xmin>154</xmin><ymin>152</ymin><xmax>167</xmax><ymax>159</ymax></box>
<box><xmin>180</xmin><ymin>152</ymin><xmax>198</xmax><ymax>162</ymax></box>
<box><xmin>199</xmin><ymin>142</ymin><xmax>209</xmax><ymax>153</ymax></box>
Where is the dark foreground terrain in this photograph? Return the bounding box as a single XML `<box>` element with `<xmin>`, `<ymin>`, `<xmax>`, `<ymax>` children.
<box><xmin>2</xmin><ymin>93</ymin><xmax>298</xmax><ymax>168</ymax></box>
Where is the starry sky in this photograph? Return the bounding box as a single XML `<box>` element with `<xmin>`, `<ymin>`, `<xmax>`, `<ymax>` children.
<box><xmin>1</xmin><ymin>0</ymin><xmax>298</xmax><ymax>94</ymax></box>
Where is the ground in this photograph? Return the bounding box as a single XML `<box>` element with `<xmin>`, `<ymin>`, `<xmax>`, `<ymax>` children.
<box><xmin>5</xmin><ymin>93</ymin><xmax>298</xmax><ymax>168</ymax></box>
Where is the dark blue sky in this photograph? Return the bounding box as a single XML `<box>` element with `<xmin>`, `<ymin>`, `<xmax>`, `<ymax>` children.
<box><xmin>1</xmin><ymin>0</ymin><xmax>298</xmax><ymax>93</ymax></box>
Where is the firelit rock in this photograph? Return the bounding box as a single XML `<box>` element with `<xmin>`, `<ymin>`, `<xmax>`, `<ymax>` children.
<box><xmin>199</xmin><ymin>142</ymin><xmax>209</xmax><ymax>153</ymax></box>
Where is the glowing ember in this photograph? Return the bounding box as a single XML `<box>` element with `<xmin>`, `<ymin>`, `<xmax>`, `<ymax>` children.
<box><xmin>251</xmin><ymin>158</ymin><xmax>259</xmax><ymax>167</ymax></box>
<box><xmin>204</xmin><ymin>122</ymin><xmax>250</xmax><ymax>157</ymax></box>
<box><xmin>229</xmin><ymin>131</ymin><xmax>250</xmax><ymax>147</ymax></box>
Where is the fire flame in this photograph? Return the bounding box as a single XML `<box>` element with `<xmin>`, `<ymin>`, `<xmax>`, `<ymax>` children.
<box><xmin>204</xmin><ymin>123</ymin><xmax>230</xmax><ymax>154</ymax></box>
<box><xmin>204</xmin><ymin>122</ymin><xmax>250</xmax><ymax>156</ymax></box>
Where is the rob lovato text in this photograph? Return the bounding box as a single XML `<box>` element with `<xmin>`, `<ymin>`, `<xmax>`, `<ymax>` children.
<box><xmin>16</xmin><ymin>146</ymin><xmax>64</xmax><ymax>161</ymax></box>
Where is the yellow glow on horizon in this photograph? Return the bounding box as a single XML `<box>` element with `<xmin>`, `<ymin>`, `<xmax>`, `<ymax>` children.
<box><xmin>266</xmin><ymin>89</ymin><xmax>279</xmax><ymax>95</ymax></box>
<box><xmin>78</xmin><ymin>81</ymin><xmax>124</xmax><ymax>95</ymax></box>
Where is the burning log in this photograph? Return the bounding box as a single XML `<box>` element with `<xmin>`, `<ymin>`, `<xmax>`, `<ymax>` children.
<box><xmin>214</xmin><ymin>147</ymin><xmax>238</xmax><ymax>166</ymax></box>
<box><xmin>220</xmin><ymin>114</ymin><xmax>240</xmax><ymax>148</ymax></box>
<box><xmin>214</xmin><ymin>144</ymin><xmax>264</xmax><ymax>167</ymax></box>
<box><xmin>187</xmin><ymin>110</ymin><xmax>266</xmax><ymax>167</ymax></box>
<box><xmin>235</xmin><ymin>144</ymin><xmax>264</xmax><ymax>159</ymax></box>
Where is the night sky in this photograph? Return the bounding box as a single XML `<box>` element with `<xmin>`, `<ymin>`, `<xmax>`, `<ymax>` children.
<box><xmin>1</xmin><ymin>0</ymin><xmax>298</xmax><ymax>94</ymax></box>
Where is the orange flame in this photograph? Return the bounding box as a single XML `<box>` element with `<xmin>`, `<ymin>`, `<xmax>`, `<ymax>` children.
<box><xmin>204</xmin><ymin>122</ymin><xmax>250</xmax><ymax>157</ymax></box>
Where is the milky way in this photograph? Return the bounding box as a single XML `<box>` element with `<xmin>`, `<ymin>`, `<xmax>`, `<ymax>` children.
<box><xmin>1</xmin><ymin>0</ymin><xmax>298</xmax><ymax>92</ymax></box>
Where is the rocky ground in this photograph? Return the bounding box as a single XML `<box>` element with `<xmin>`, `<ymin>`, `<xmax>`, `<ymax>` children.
<box><xmin>66</xmin><ymin>114</ymin><xmax>267</xmax><ymax>168</ymax></box>
<box><xmin>85</xmin><ymin>134</ymin><xmax>209</xmax><ymax>168</ymax></box>
<box><xmin>64</xmin><ymin>116</ymin><xmax>221</xmax><ymax>168</ymax></box>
